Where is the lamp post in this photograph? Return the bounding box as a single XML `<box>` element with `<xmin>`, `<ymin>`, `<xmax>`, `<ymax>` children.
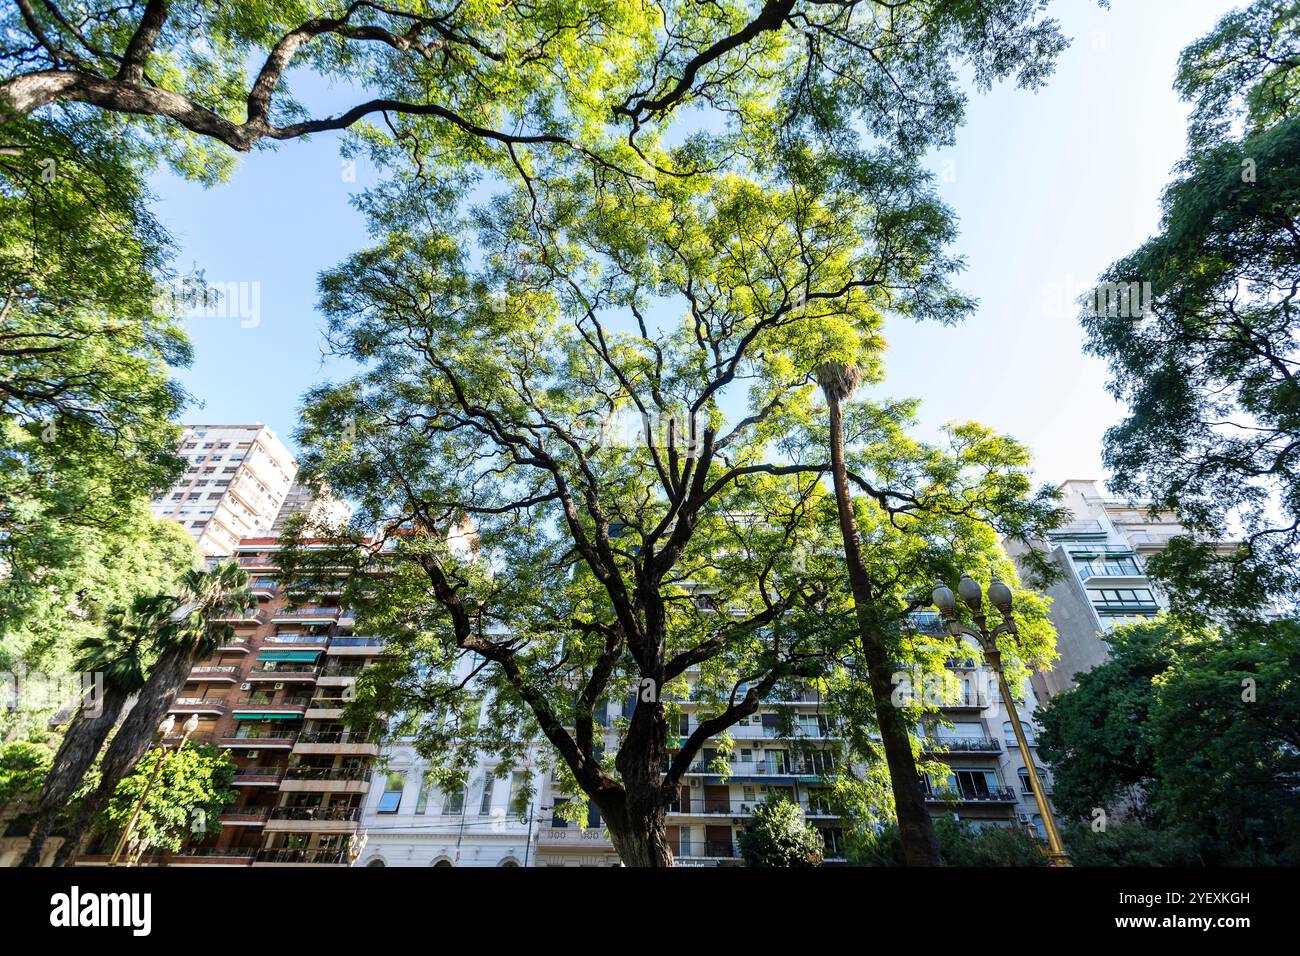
<box><xmin>109</xmin><ymin>713</ymin><xmax>200</xmax><ymax>866</ymax></box>
<box><xmin>931</xmin><ymin>574</ymin><xmax>1071</xmax><ymax>866</ymax></box>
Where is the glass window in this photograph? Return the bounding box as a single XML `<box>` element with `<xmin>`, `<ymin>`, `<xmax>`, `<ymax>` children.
<box><xmin>442</xmin><ymin>786</ymin><xmax>465</xmax><ymax>815</ymax></box>
<box><xmin>377</xmin><ymin>772</ymin><xmax>404</xmax><ymax>813</ymax></box>
<box><xmin>479</xmin><ymin>775</ymin><xmax>495</xmax><ymax>814</ymax></box>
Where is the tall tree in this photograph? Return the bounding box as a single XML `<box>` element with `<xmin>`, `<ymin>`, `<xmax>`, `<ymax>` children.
<box><xmin>1081</xmin><ymin>0</ymin><xmax>1300</xmax><ymax>619</ymax></box>
<box><xmin>818</xmin><ymin>361</ymin><xmax>940</xmax><ymax>865</ymax></box>
<box><xmin>18</xmin><ymin>595</ymin><xmax>172</xmax><ymax>866</ymax></box>
<box><xmin>51</xmin><ymin>562</ymin><xmax>251</xmax><ymax>866</ymax></box>
<box><xmin>283</xmin><ymin>139</ymin><xmax>1060</xmax><ymax>865</ymax></box>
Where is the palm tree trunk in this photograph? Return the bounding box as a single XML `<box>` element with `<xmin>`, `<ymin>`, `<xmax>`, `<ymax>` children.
<box><xmin>19</xmin><ymin>683</ymin><xmax>131</xmax><ymax>867</ymax></box>
<box><xmin>824</xmin><ymin>388</ymin><xmax>944</xmax><ymax>866</ymax></box>
<box><xmin>52</xmin><ymin>646</ymin><xmax>195</xmax><ymax>866</ymax></box>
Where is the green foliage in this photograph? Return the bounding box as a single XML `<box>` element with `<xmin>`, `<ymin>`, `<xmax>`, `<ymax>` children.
<box><xmin>0</xmin><ymin>111</ymin><xmax>198</xmax><ymax>707</ymax></box>
<box><xmin>0</xmin><ymin>738</ymin><xmax>53</xmax><ymax>808</ymax></box>
<box><xmin>1037</xmin><ymin>616</ymin><xmax>1300</xmax><ymax>864</ymax></box>
<box><xmin>1083</xmin><ymin>0</ymin><xmax>1300</xmax><ymax>619</ymax></box>
<box><xmin>738</xmin><ymin>796</ymin><xmax>825</xmax><ymax>867</ymax></box>
<box><xmin>851</xmin><ymin>815</ymin><xmax>1047</xmax><ymax>867</ymax></box>
<box><xmin>1062</xmin><ymin>823</ymin><xmax>1206</xmax><ymax>868</ymax></box>
<box><xmin>100</xmin><ymin>744</ymin><xmax>236</xmax><ymax>855</ymax></box>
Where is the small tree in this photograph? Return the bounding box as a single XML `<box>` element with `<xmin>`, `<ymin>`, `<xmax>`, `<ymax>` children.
<box><xmin>98</xmin><ymin>744</ymin><xmax>236</xmax><ymax>860</ymax></box>
<box><xmin>739</xmin><ymin>796</ymin><xmax>825</xmax><ymax>867</ymax></box>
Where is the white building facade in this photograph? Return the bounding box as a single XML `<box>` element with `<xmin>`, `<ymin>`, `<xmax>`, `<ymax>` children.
<box><xmin>151</xmin><ymin>424</ymin><xmax>298</xmax><ymax>557</ymax></box>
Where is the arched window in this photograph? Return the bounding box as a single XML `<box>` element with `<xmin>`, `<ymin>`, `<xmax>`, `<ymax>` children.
<box><xmin>432</xmin><ymin>859</ymin><xmax>453</xmax><ymax>868</ymax></box>
<box><xmin>498</xmin><ymin>858</ymin><xmax>519</xmax><ymax>867</ymax></box>
<box><xmin>366</xmin><ymin>858</ymin><xmax>386</xmax><ymax>868</ymax></box>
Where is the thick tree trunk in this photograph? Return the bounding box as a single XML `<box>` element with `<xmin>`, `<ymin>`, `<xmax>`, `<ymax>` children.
<box><xmin>608</xmin><ymin>685</ymin><xmax>675</xmax><ymax>867</ymax></box>
<box><xmin>824</xmin><ymin>391</ymin><xmax>944</xmax><ymax>867</ymax></box>
<box><xmin>19</xmin><ymin>683</ymin><xmax>131</xmax><ymax>867</ymax></box>
<box><xmin>52</xmin><ymin>646</ymin><xmax>194</xmax><ymax>866</ymax></box>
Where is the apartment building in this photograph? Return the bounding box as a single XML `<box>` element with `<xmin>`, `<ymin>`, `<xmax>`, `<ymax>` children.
<box><xmin>355</xmin><ymin>638</ymin><xmax>1053</xmax><ymax>866</ymax></box>
<box><xmin>1004</xmin><ymin>479</ymin><xmax>1187</xmax><ymax>700</ymax></box>
<box><xmin>151</xmin><ymin>425</ymin><xmax>298</xmax><ymax>557</ymax></box>
<box><xmin>910</xmin><ymin>612</ymin><xmax>1056</xmax><ymax>838</ymax></box>
<box><xmin>74</xmin><ymin>535</ymin><xmax>386</xmax><ymax>866</ymax></box>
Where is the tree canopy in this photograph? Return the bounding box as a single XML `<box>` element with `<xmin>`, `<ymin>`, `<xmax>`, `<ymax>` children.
<box><xmin>1036</xmin><ymin>615</ymin><xmax>1300</xmax><ymax>865</ymax></box>
<box><xmin>1082</xmin><ymin>0</ymin><xmax>1300</xmax><ymax>619</ymax></box>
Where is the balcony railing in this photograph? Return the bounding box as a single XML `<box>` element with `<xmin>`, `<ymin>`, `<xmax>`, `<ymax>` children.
<box><xmin>191</xmin><ymin>665</ymin><xmax>238</xmax><ymax>675</ymax></box>
<box><xmin>219</xmin><ymin>807</ymin><xmax>271</xmax><ymax>823</ymax></box>
<box><xmin>283</xmin><ymin>766</ymin><xmax>370</xmax><ymax>782</ymax></box>
<box><xmin>254</xmin><ymin>847</ymin><xmax>347</xmax><ymax>865</ymax></box>
<box><xmin>925</xmin><ymin>786</ymin><xmax>1018</xmax><ymax>804</ymax></box>
<box><xmin>678</xmin><ymin>841</ymin><xmax>737</xmax><ymax>859</ymax></box>
<box><xmin>668</xmin><ymin>800</ymin><xmax>838</xmax><ymax>817</ymax></box>
<box><xmin>235</xmin><ymin>695</ymin><xmax>311</xmax><ymax>708</ymax></box>
<box><xmin>274</xmin><ymin>608</ymin><xmax>341</xmax><ymax>619</ymax></box>
<box><xmin>922</xmin><ymin>736</ymin><xmax>1002</xmax><ymax>753</ymax></box>
<box><xmin>269</xmin><ymin>805</ymin><xmax>361</xmax><ymax>822</ymax></box>
<box><xmin>329</xmin><ymin>637</ymin><xmax>384</xmax><ymax>648</ymax></box>
<box><xmin>222</xmin><ymin>729</ymin><xmax>300</xmax><ymax>744</ymax></box>
<box><xmin>296</xmin><ymin>730</ymin><xmax>374</xmax><ymax>745</ymax></box>
<box><xmin>685</xmin><ymin>759</ymin><xmax>836</xmax><ymax>778</ymax></box>
<box><xmin>232</xmin><ymin>768</ymin><xmax>285</xmax><ymax>784</ymax></box>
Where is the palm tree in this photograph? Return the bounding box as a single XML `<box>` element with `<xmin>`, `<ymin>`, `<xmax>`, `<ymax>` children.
<box><xmin>815</xmin><ymin>361</ymin><xmax>943</xmax><ymax>866</ymax></box>
<box><xmin>52</xmin><ymin>562</ymin><xmax>252</xmax><ymax>865</ymax></box>
<box><xmin>19</xmin><ymin>596</ymin><xmax>171</xmax><ymax>866</ymax></box>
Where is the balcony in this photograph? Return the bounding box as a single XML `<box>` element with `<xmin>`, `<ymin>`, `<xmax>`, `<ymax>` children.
<box><xmin>306</xmin><ymin>697</ymin><xmax>349</xmax><ymax>719</ymax></box>
<box><xmin>217</xmin><ymin>636</ymin><xmax>252</xmax><ymax>654</ymax></box>
<box><xmin>273</xmin><ymin>607</ymin><xmax>341</xmax><ymax>624</ymax></box>
<box><xmin>231</xmin><ymin>768</ymin><xmax>285</xmax><ymax>786</ymax></box>
<box><xmin>213</xmin><ymin>610</ymin><xmax>265</xmax><ymax>625</ymax></box>
<box><xmin>535</xmin><ymin>826</ymin><xmax>614</xmax><ymax>849</ymax></box>
<box><xmin>668</xmin><ymin>800</ymin><xmax>839</xmax><ymax>819</ymax></box>
<box><xmin>279</xmin><ymin>767</ymin><xmax>371</xmax><ymax>794</ymax></box>
<box><xmin>246</xmin><ymin>666</ymin><xmax>320</xmax><ymax>682</ymax></box>
<box><xmin>292</xmin><ymin>730</ymin><xmax>378</xmax><ymax>757</ymax></box>
<box><xmin>219</xmin><ymin>807</ymin><xmax>271</xmax><ymax>826</ymax></box>
<box><xmin>219</xmin><ymin>729</ymin><xmax>299</xmax><ymax>749</ymax></box>
<box><xmin>253</xmin><ymin>847</ymin><xmax>348</xmax><ymax>866</ymax></box>
<box><xmin>189</xmin><ymin>665</ymin><xmax>239</xmax><ymax>681</ymax></box>
<box><xmin>233</xmin><ymin>695</ymin><xmax>311</xmax><ymax>715</ymax></box>
<box><xmin>922</xmin><ymin>736</ymin><xmax>1002</xmax><ymax>754</ymax></box>
<box><xmin>170</xmin><ymin>697</ymin><xmax>228</xmax><ymax>716</ymax></box>
<box><xmin>263</xmin><ymin>805</ymin><xmax>361</xmax><ymax>833</ymax></box>
<box><xmin>326</xmin><ymin>637</ymin><xmax>385</xmax><ymax>656</ymax></box>
<box><xmin>683</xmin><ymin>759</ymin><xmax>836</xmax><ymax>780</ymax></box>
<box><xmin>678</xmin><ymin>840</ymin><xmax>738</xmax><ymax>860</ymax></box>
<box><xmin>263</xmin><ymin>633</ymin><xmax>329</xmax><ymax>649</ymax></box>
<box><xmin>924</xmin><ymin>786</ymin><xmax>1019</xmax><ymax>805</ymax></box>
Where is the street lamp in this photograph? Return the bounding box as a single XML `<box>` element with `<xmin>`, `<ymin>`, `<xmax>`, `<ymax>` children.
<box><xmin>109</xmin><ymin>713</ymin><xmax>201</xmax><ymax>866</ymax></box>
<box><xmin>931</xmin><ymin>574</ymin><xmax>1071</xmax><ymax>866</ymax></box>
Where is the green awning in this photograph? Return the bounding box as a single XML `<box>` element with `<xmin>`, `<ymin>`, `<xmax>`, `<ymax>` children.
<box><xmin>233</xmin><ymin>712</ymin><xmax>304</xmax><ymax>721</ymax></box>
<box><xmin>256</xmin><ymin>650</ymin><xmax>320</xmax><ymax>662</ymax></box>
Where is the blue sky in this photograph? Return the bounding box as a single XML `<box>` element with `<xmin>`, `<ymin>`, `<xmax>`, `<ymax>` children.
<box><xmin>155</xmin><ymin>0</ymin><xmax>1243</xmax><ymax>488</ymax></box>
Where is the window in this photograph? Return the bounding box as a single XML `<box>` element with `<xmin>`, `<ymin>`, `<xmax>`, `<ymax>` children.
<box><xmin>377</xmin><ymin>773</ymin><xmax>404</xmax><ymax>813</ymax></box>
<box><xmin>1003</xmin><ymin>720</ymin><xmax>1037</xmax><ymax>747</ymax></box>
<box><xmin>507</xmin><ymin>771</ymin><xmax>528</xmax><ymax>815</ymax></box>
<box><xmin>1018</xmin><ymin>768</ymin><xmax>1048</xmax><ymax>794</ymax></box>
<box><xmin>442</xmin><ymin>787</ymin><xmax>465</xmax><ymax>815</ymax></box>
<box><xmin>479</xmin><ymin>776</ymin><xmax>495</xmax><ymax>814</ymax></box>
<box><xmin>415</xmin><ymin>773</ymin><xmax>433</xmax><ymax>814</ymax></box>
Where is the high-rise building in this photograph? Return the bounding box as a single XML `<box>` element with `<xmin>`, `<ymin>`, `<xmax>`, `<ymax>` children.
<box><xmin>1004</xmin><ymin>479</ymin><xmax>1190</xmax><ymax>700</ymax></box>
<box><xmin>151</xmin><ymin>425</ymin><xmax>298</xmax><ymax>557</ymax></box>
<box><xmin>270</xmin><ymin>481</ymin><xmax>352</xmax><ymax>536</ymax></box>
<box><xmin>72</xmin><ymin>535</ymin><xmax>386</xmax><ymax>866</ymax></box>
<box><xmin>355</xmin><ymin>623</ymin><xmax>1055</xmax><ymax>867</ymax></box>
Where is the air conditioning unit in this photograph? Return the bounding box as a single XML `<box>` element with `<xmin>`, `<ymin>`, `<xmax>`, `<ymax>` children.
<box><xmin>240</xmin><ymin>683</ymin><xmax>251</xmax><ymax>690</ymax></box>
<box><xmin>274</xmin><ymin>682</ymin><xmax>285</xmax><ymax>690</ymax></box>
<box><xmin>247</xmin><ymin>750</ymin><xmax>261</xmax><ymax>758</ymax></box>
<box><xmin>1017</xmin><ymin>811</ymin><xmax>1032</xmax><ymax>824</ymax></box>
